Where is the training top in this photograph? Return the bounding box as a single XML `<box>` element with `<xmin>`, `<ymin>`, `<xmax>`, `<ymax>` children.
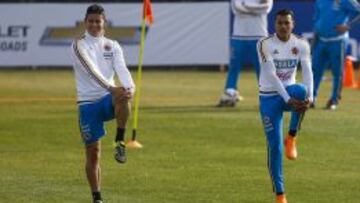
<box><xmin>314</xmin><ymin>0</ymin><xmax>360</xmax><ymax>40</ymax></box>
<box><xmin>70</xmin><ymin>32</ymin><xmax>135</xmax><ymax>102</ymax></box>
<box><xmin>257</xmin><ymin>34</ymin><xmax>314</xmax><ymax>103</ymax></box>
<box><xmin>231</xmin><ymin>0</ymin><xmax>273</xmax><ymax>39</ymax></box>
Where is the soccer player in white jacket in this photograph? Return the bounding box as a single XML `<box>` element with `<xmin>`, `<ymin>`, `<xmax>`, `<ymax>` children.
<box><xmin>257</xmin><ymin>9</ymin><xmax>313</xmax><ymax>203</ymax></box>
<box><xmin>218</xmin><ymin>0</ymin><xmax>272</xmax><ymax>107</ymax></box>
<box><xmin>70</xmin><ymin>4</ymin><xmax>135</xmax><ymax>203</ymax></box>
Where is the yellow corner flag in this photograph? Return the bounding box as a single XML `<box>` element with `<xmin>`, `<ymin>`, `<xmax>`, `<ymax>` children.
<box><xmin>127</xmin><ymin>0</ymin><xmax>154</xmax><ymax>149</ymax></box>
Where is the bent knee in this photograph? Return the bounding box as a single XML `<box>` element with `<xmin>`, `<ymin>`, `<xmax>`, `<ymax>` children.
<box><xmin>287</xmin><ymin>84</ymin><xmax>307</xmax><ymax>100</ymax></box>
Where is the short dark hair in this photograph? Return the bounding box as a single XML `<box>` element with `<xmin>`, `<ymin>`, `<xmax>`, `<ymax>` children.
<box><xmin>85</xmin><ymin>4</ymin><xmax>105</xmax><ymax>19</ymax></box>
<box><xmin>276</xmin><ymin>9</ymin><xmax>294</xmax><ymax>19</ymax></box>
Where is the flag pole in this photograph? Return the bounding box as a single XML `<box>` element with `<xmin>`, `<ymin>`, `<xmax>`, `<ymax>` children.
<box><xmin>126</xmin><ymin>17</ymin><xmax>147</xmax><ymax>149</ymax></box>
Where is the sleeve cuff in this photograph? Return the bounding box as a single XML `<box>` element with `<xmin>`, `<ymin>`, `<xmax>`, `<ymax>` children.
<box><xmin>283</xmin><ymin>95</ymin><xmax>290</xmax><ymax>103</ymax></box>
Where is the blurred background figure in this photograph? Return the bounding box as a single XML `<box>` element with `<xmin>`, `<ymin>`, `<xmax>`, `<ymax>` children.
<box><xmin>312</xmin><ymin>0</ymin><xmax>360</xmax><ymax>110</ymax></box>
<box><xmin>217</xmin><ymin>0</ymin><xmax>273</xmax><ymax>107</ymax></box>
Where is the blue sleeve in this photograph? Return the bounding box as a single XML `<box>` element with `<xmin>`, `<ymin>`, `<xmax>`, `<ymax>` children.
<box><xmin>349</xmin><ymin>13</ymin><xmax>360</xmax><ymax>25</ymax></box>
<box><xmin>341</xmin><ymin>0</ymin><xmax>360</xmax><ymax>13</ymax></box>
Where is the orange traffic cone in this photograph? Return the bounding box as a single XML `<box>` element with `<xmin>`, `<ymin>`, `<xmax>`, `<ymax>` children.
<box><xmin>343</xmin><ymin>56</ymin><xmax>357</xmax><ymax>88</ymax></box>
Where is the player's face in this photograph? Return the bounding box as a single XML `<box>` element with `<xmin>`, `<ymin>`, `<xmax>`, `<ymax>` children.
<box><xmin>85</xmin><ymin>14</ymin><xmax>105</xmax><ymax>37</ymax></box>
<box><xmin>275</xmin><ymin>15</ymin><xmax>294</xmax><ymax>41</ymax></box>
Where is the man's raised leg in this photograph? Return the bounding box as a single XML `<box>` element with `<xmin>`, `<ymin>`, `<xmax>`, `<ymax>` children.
<box><xmin>111</xmin><ymin>87</ymin><xmax>131</xmax><ymax>163</ymax></box>
<box><xmin>285</xmin><ymin>84</ymin><xmax>307</xmax><ymax>160</ymax></box>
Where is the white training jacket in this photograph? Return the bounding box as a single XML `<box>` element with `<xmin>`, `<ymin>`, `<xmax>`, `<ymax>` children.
<box><xmin>71</xmin><ymin>32</ymin><xmax>135</xmax><ymax>102</ymax></box>
<box><xmin>257</xmin><ymin>34</ymin><xmax>314</xmax><ymax>103</ymax></box>
<box><xmin>231</xmin><ymin>0</ymin><xmax>273</xmax><ymax>39</ymax></box>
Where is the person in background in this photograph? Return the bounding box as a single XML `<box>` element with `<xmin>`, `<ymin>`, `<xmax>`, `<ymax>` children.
<box><xmin>217</xmin><ymin>0</ymin><xmax>273</xmax><ymax>107</ymax></box>
<box><xmin>312</xmin><ymin>0</ymin><xmax>360</xmax><ymax>110</ymax></box>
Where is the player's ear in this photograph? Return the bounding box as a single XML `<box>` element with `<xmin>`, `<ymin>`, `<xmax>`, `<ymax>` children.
<box><xmin>291</xmin><ymin>16</ymin><xmax>295</xmax><ymax>27</ymax></box>
<box><xmin>103</xmin><ymin>15</ymin><xmax>108</xmax><ymax>27</ymax></box>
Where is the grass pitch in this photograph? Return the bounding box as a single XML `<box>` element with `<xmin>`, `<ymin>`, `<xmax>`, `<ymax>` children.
<box><xmin>0</xmin><ymin>70</ymin><xmax>359</xmax><ymax>203</ymax></box>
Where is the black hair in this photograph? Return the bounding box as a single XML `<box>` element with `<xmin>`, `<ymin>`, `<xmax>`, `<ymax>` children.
<box><xmin>275</xmin><ymin>9</ymin><xmax>295</xmax><ymax>19</ymax></box>
<box><xmin>85</xmin><ymin>4</ymin><xmax>105</xmax><ymax>19</ymax></box>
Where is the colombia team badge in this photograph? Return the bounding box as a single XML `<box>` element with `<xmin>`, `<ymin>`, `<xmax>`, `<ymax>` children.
<box><xmin>291</xmin><ymin>47</ymin><xmax>299</xmax><ymax>55</ymax></box>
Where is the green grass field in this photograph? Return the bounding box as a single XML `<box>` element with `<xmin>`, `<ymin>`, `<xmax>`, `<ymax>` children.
<box><xmin>0</xmin><ymin>70</ymin><xmax>359</xmax><ymax>203</ymax></box>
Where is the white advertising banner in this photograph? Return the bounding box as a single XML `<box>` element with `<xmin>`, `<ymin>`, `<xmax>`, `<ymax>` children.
<box><xmin>0</xmin><ymin>3</ymin><xmax>229</xmax><ymax>67</ymax></box>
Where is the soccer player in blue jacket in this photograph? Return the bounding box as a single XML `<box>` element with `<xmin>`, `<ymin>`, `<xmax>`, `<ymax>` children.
<box><xmin>312</xmin><ymin>0</ymin><xmax>360</xmax><ymax>110</ymax></box>
<box><xmin>257</xmin><ymin>9</ymin><xmax>313</xmax><ymax>203</ymax></box>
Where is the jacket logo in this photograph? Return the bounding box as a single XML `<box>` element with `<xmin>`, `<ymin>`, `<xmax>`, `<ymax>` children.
<box><xmin>104</xmin><ymin>44</ymin><xmax>111</xmax><ymax>51</ymax></box>
<box><xmin>291</xmin><ymin>47</ymin><xmax>299</xmax><ymax>55</ymax></box>
<box><xmin>103</xmin><ymin>52</ymin><xmax>113</xmax><ymax>59</ymax></box>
